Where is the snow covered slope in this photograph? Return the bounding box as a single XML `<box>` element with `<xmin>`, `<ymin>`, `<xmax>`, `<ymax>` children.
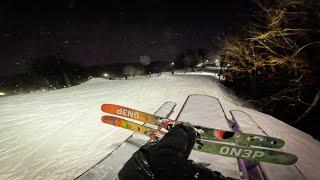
<box><xmin>0</xmin><ymin>73</ymin><xmax>319</xmax><ymax>179</ymax></box>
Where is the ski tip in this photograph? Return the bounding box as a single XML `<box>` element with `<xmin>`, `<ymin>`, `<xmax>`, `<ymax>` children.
<box><xmin>101</xmin><ymin>104</ymin><xmax>123</xmax><ymax>114</ymax></box>
<box><xmin>101</xmin><ymin>103</ymin><xmax>113</xmax><ymax>110</ymax></box>
<box><xmin>282</xmin><ymin>154</ymin><xmax>298</xmax><ymax>165</ymax></box>
<box><xmin>100</xmin><ymin>104</ymin><xmax>106</xmax><ymax>111</ymax></box>
<box><xmin>101</xmin><ymin>115</ymin><xmax>127</xmax><ymax>128</ymax></box>
<box><xmin>101</xmin><ymin>115</ymin><xmax>116</xmax><ymax>124</ymax></box>
<box><xmin>275</xmin><ymin>139</ymin><xmax>285</xmax><ymax>148</ymax></box>
<box><xmin>291</xmin><ymin>156</ymin><xmax>298</xmax><ymax>165</ymax></box>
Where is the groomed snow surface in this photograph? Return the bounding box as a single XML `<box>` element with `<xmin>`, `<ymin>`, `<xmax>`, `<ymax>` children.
<box><xmin>0</xmin><ymin>73</ymin><xmax>319</xmax><ymax>180</ymax></box>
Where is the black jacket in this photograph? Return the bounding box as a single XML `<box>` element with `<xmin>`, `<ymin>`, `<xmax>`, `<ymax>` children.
<box><xmin>118</xmin><ymin>123</ymin><xmax>227</xmax><ymax>180</ymax></box>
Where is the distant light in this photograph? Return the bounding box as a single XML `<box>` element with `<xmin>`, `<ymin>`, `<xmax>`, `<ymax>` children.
<box><xmin>215</xmin><ymin>59</ymin><xmax>220</xmax><ymax>66</ymax></box>
<box><xmin>103</xmin><ymin>73</ymin><xmax>109</xmax><ymax>77</ymax></box>
<box><xmin>0</xmin><ymin>92</ymin><xmax>5</xmax><ymax>96</ymax></box>
<box><xmin>171</xmin><ymin>62</ymin><xmax>175</xmax><ymax>66</ymax></box>
<box><xmin>206</xmin><ymin>60</ymin><xmax>209</xmax><ymax>63</ymax></box>
<box><xmin>42</xmin><ymin>88</ymin><xmax>46</xmax><ymax>92</ymax></box>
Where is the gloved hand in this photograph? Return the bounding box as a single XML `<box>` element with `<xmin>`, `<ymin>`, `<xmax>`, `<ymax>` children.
<box><xmin>119</xmin><ymin>122</ymin><xmax>228</xmax><ymax>180</ymax></box>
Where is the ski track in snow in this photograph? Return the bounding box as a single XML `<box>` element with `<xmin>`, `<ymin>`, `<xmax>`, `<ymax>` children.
<box><xmin>0</xmin><ymin>73</ymin><xmax>319</xmax><ymax>180</ymax></box>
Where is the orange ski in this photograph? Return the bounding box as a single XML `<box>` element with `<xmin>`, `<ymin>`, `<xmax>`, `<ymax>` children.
<box><xmin>101</xmin><ymin>104</ymin><xmax>285</xmax><ymax>148</ymax></box>
<box><xmin>101</xmin><ymin>104</ymin><xmax>159</xmax><ymax>124</ymax></box>
<box><xmin>101</xmin><ymin>115</ymin><xmax>165</xmax><ymax>140</ymax></box>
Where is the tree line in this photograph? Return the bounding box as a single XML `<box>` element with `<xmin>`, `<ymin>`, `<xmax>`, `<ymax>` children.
<box><xmin>217</xmin><ymin>0</ymin><xmax>320</xmax><ymax>139</ymax></box>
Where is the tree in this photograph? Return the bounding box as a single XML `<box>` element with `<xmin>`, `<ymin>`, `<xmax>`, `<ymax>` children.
<box><xmin>140</xmin><ymin>55</ymin><xmax>151</xmax><ymax>75</ymax></box>
<box><xmin>175</xmin><ymin>49</ymin><xmax>199</xmax><ymax>72</ymax></box>
<box><xmin>217</xmin><ymin>0</ymin><xmax>320</xmax><ymax>137</ymax></box>
<box><xmin>31</xmin><ymin>55</ymin><xmax>84</xmax><ymax>87</ymax></box>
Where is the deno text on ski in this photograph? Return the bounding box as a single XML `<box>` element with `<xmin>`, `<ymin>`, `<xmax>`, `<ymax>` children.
<box><xmin>116</xmin><ymin>108</ymin><xmax>140</xmax><ymax>119</ymax></box>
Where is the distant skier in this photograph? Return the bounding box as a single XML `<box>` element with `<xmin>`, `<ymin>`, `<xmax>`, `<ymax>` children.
<box><xmin>118</xmin><ymin>122</ymin><xmax>230</xmax><ymax>180</ymax></box>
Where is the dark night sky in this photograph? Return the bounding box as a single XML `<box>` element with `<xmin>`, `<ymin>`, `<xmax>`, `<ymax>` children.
<box><xmin>0</xmin><ymin>0</ymin><xmax>255</xmax><ymax>76</ymax></box>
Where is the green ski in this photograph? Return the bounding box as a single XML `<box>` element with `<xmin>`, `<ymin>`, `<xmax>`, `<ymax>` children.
<box><xmin>101</xmin><ymin>115</ymin><xmax>297</xmax><ymax>165</ymax></box>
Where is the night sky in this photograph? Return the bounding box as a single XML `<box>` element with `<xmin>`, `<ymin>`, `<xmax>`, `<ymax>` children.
<box><xmin>0</xmin><ymin>0</ymin><xmax>254</xmax><ymax>76</ymax></box>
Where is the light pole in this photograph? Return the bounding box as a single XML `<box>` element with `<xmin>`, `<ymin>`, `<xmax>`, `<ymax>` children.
<box><xmin>170</xmin><ymin>62</ymin><xmax>175</xmax><ymax>74</ymax></box>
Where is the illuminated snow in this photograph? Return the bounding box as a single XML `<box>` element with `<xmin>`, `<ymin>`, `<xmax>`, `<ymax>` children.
<box><xmin>0</xmin><ymin>73</ymin><xmax>318</xmax><ymax>179</ymax></box>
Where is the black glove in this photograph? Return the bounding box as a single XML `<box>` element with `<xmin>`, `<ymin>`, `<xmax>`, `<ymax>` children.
<box><xmin>119</xmin><ymin>123</ymin><xmax>228</xmax><ymax>180</ymax></box>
